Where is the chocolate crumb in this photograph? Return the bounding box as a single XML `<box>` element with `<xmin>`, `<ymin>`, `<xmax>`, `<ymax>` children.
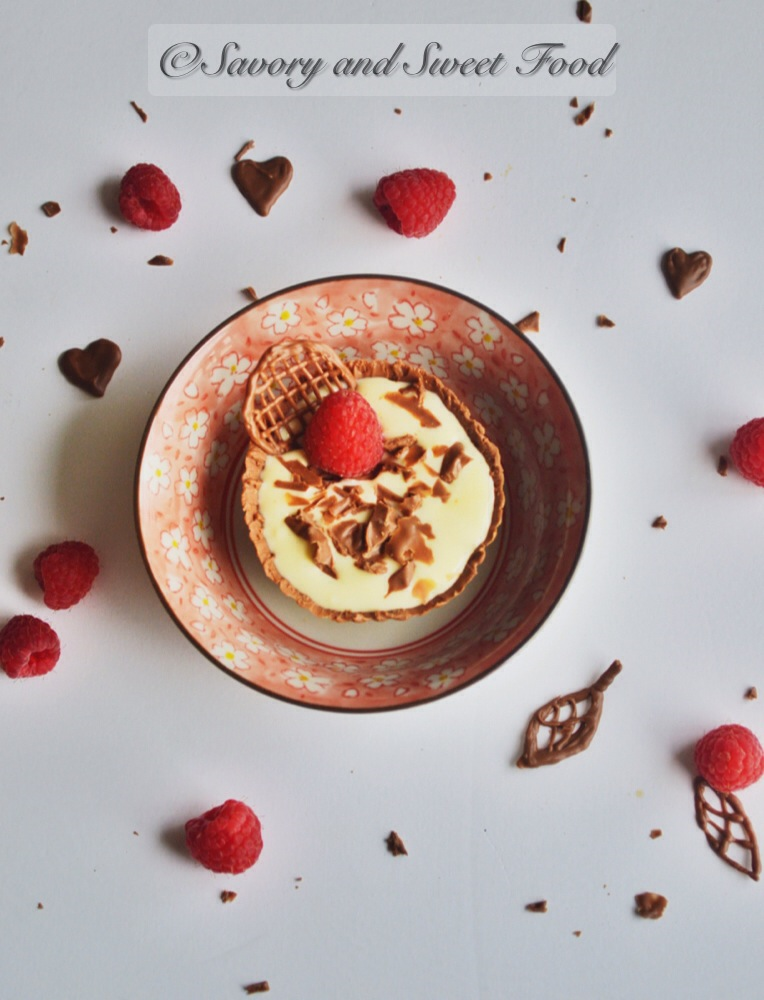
<box><xmin>573</xmin><ymin>930</ymin><xmax>582</xmax><ymax>937</ymax></box>
<box><xmin>570</xmin><ymin>196</ymin><xmax>577</xmax><ymax>202</ymax></box>
<box><xmin>234</xmin><ymin>139</ymin><xmax>256</xmax><ymax>162</ymax></box>
<box><xmin>483</xmin><ymin>171</ymin><xmax>493</xmax><ymax>181</ymax></box>
<box><xmin>130</xmin><ymin>100</ymin><xmax>148</xmax><ymax>123</ymax></box>
<box><xmin>717</xmin><ymin>455</ymin><xmax>729</xmax><ymax>477</ymax></box>
<box><xmin>746</xmin><ymin>687</ymin><xmax>758</xmax><ymax>701</ymax></box>
<box><xmin>243</xmin><ymin>286</ymin><xmax>258</xmax><ymax>301</ymax></box>
<box><xmin>8</xmin><ymin>222</ymin><xmax>28</xmax><ymax>255</ymax></box>
<box><xmin>0</xmin><ymin>337</ymin><xmax>4</xmax><ymax>348</ymax></box>
<box><xmin>110</xmin><ymin>226</ymin><xmax>118</xmax><ymax>234</ymax></box>
<box><xmin>1</xmin><ymin>239</ymin><xmax>7</xmax><ymax>245</ymax></box>
<box><xmin>557</xmin><ymin>237</ymin><xmax>566</xmax><ymax>253</ymax></box>
<box><xmin>525</xmin><ymin>900</ymin><xmax>548</xmax><ymax>913</ymax></box>
<box><xmin>37</xmin><ymin>902</ymin><xmax>44</xmax><ymax>910</ymax></box>
<box><xmin>243</xmin><ymin>982</ymin><xmax>270</xmax><ymax>994</ymax></box>
<box><xmin>133</xmin><ymin>830</ymin><xmax>139</xmax><ymax>836</ymax></box>
<box><xmin>386</xmin><ymin>831</ymin><xmax>408</xmax><ymax>856</ymax></box>
<box><xmin>652</xmin><ymin>516</ymin><xmax>668</xmax><ymax>529</ymax></box>
<box><xmin>570</xmin><ymin>97</ymin><xmax>579</xmax><ymax>108</ymax></box>
<box><xmin>41</xmin><ymin>201</ymin><xmax>61</xmax><ymax>218</ymax></box>
<box><xmin>221</xmin><ymin>890</ymin><xmax>237</xmax><ymax>903</ymax></box>
<box><xmin>634</xmin><ymin>892</ymin><xmax>667</xmax><ymax>920</ymax></box>
<box><xmin>605</xmin><ymin>128</ymin><xmax>613</xmax><ymax>137</ymax></box>
<box><xmin>576</xmin><ymin>1</ymin><xmax>593</xmax><ymax>23</ymax></box>
<box><xmin>394</xmin><ymin>107</ymin><xmax>402</xmax><ymax>115</ymax></box>
<box><xmin>574</xmin><ymin>103</ymin><xmax>595</xmax><ymax>126</ymax></box>
<box><xmin>596</xmin><ymin>314</ymin><xmax>615</xmax><ymax>328</ymax></box>
<box><xmin>147</xmin><ymin>255</ymin><xmax>174</xmax><ymax>266</ymax></box>
<box><xmin>515</xmin><ymin>311</ymin><xmax>540</xmax><ymax>334</ymax></box>
<box><xmin>649</xmin><ymin>828</ymin><xmax>663</xmax><ymax>839</ymax></box>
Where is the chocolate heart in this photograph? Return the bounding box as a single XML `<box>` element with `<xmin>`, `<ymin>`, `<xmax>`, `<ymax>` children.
<box><xmin>661</xmin><ymin>247</ymin><xmax>712</xmax><ymax>299</ymax></box>
<box><xmin>232</xmin><ymin>157</ymin><xmax>293</xmax><ymax>217</ymax></box>
<box><xmin>59</xmin><ymin>338</ymin><xmax>122</xmax><ymax>397</ymax></box>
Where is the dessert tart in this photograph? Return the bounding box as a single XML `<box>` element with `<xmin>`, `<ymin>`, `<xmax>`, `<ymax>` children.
<box><xmin>241</xmin><ymin>339</ymin><xmax>505</xmax><ymax>621</ymax></box>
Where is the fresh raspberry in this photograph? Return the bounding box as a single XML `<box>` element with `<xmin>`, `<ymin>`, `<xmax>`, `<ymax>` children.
<box><xmin>730</xmin><ymin>417</ymin><xmax>764</xmax><ymax>487</ymax></box>
<box><xmin>304</xmin><ymin>389</ymin><xmax>384</xmax><ymax>478</ymax></box>
<box><xmin>373</xmin><ymin>167</ymin><xmax>456</xmax><ymax>238</ymax></box>
<box><xmin>33</xmin><ymin>541</ymin><xmax>100</xmax><ymax>610</ymax></box>
<box><xmin>694</xmin><ymin>724</ymin><xmax>764</xmax><ymax>793</ymax></box>
<box><xmin>118</xmin><ymin>163</ymin><xmax>182</xmax><ymax>231</ymax></box>
<box><xmin>0</xmin><ymin>615</ymin><xmax>61</xmax><ymax>678</ymax></box>
<box><xmin>185</xmin><ymin>799</ymin><xmax>263</xmax><ymax>874</ymax></box>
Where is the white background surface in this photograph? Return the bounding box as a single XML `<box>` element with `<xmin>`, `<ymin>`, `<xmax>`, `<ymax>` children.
<box><xmin>2</xmin><ymin>2</ymin><xmax>764</xmax><ymax>998</ymax></box>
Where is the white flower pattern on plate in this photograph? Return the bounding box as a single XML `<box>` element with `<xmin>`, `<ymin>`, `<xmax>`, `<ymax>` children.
<box><xmin>473</xmin><ymin>392</ymin><xmax>502</xmax><ymax>426</ymax></box>
<box><xmin>388</xmin><ymin>300</ymin><xmax>436</xmax><ymax>337</ymax></box>
<box><xmin>213</xmin><ymin>642</ymin><xmax>249</xmax><ymax>670</ymax></box>
<box><xmin>283</xmin><ymin>667</ymin><xmax>330</xmax><ymax>693</ymax></box>
<box><xmin>262</xmin><ymin>299</ymin><xmax>300</xmax><ymax>334</ymax></box>
<box><xmin>223</xmin><ymin>595</ymin><xmax>248</xmax><ymax>622</ymax></box>
<box><xmin>191</xmin><ymin>584</ymin><xmax>223</xmax><ymax>620</ymax></box>
<box><xmin>146</xmin><ymin>454</ymin><xmax>171</xmax><ymax>494</ymax></box>
<box><xmin>204</xmin><ymin>439</ymin><xmax>229</xmax><ymax>477</ymax></box>
<box><xmin>467</xmin><ymin>314</ymin><xmax>501</xmax><ymax>351</ymax></box>
<box><xmin>453</xmin><ymin>346</ymin><xmax>484</xmax><ymax>378</ymax></box>
<box><xmin>224</xmin><ymin>400</ymin><xmax>243</xmax><ymax>433</ymax></box>
<box><xmin>192</xmin><ymin>509</ymin><xmax>214</xmax><ymax>550</ymax></box>
<box><xmin>161</xmin><ymin>527</ymin><xmax>191</xmax><ymax>569</ymax></box>
<box><xmin>175</xmin><ymin>466</ymin><xmax>198</xmax><ymax>505</ymax></box>
<box><xmin>179</xmin><ymin>409</ymin><xmax>210</xmax><ymax>449</ymax></box>
<box><xmin>409</xmin><ymin>346</ymin><xmax>447</xmax><ymax>379</ymax></box>
<box><xmin>557</xmin><ymin>490</ymin><xmax>582</xmax><ymax>527</ymax></box>
<box><xmin>210</xmin><ymin>353</ymin><xmax>253</xmax><ymax>397</ymax></box>
<box><xmin>533</xmin><ymin>422</ymin><xmax>562</xmax><ymax>468</ymax></box>
<box><xmin>372</xmin><ymin>340</ymin><xmax>407</xmax><ymax>362</ymax></box>
<box><xmin>327</xmin><ymin>307</ymin><xmax>367</xmax><ymax>337</ymax></box>
<box><xmin>426</xmin><ymin>667</ymin><xmax>465</xmax><ymax>690</ymax></box>
<box><xmin>500</xmin><ymin>375</ymin><xmax>529</xmax><ymax>411</ymax></box>
<box><xmin>201</xmin><ymin>554</ymin><xmax>222</xmax><ymax>584</ymax></box>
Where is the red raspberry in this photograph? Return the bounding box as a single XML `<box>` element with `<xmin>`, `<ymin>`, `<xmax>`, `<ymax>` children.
<box><xmin>0</xmin><ymin>615</ymin><xmax>61</xmax><ymax>678</ymax></box>
<box><xmin>730</xmin><ymin>417</ymin><xmax>764</xmax><ymax>487</ymax></box>
<box><xmin>118</xmin><ymin>163</ymin><xmax>182</xmax><ymax>231</ymax></box>
<box><xmin>304</xmin><ymin>389</ymin><xmax>384</xmax><ymax>478</ymax></box>
<box><xmin>33</xmin><ymin>541</ymin><xmax>100</xmax><ymax>610</ymax></box>
<box><xmin>694</xmin><ymin>724</ymin><xmax>764</xmax><ymax>793</ymax></box>
<box><xmin>185</xmin><ymin>799</ymin><xmax>263</xmax><ymax>874</ymax></box>
<box><xmin>373</xmin><ymin>167</ymin><xmax>456</xmax><ymax>238</ymax></box>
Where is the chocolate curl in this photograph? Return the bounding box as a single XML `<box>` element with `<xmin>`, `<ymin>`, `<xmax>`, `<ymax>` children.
<box><xmin>693</xmin><ymin>777</ymin><xmax>761</xmax><ymax>881</ymax></box>
<box><xmin>517</xmin><ymin>660</ymin><xmax>622</xmax><ymax>768</ymax></box>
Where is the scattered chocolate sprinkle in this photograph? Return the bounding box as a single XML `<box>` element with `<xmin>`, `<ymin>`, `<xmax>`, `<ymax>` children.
<box><xmin>110</xmin><ymin>226</ymin><xmax>118</xmax><ymax>233</ymax></box>
<box><xmin>37</xmin><ymin>902</ymin><xmax>44</xmax><ymax>910</ymax></box>
<box><xmin>661</xmin><ymin>247</ymin><xmax>712</xmax><ymax>299</ymax></box>
<box><xmin>234</xmin><ymin>139</ymin><xmax>256</xmax><ymax>162</ymax></box>
<box><xmin>650</xmin><ymin>829</ymin><xmax>663</xmax><ymax>839</ymax></box>
<box><xmin>652</xmin><ymin>516</ymin><xmax>667</xmax><ymax>529</ymax></box>
<box><xmin>694</xmin><ymin>776</ymin><xmax>761</xmax><ymax>880</ymax></box>
<box><xmin>386</xmin><ymin>831</ymin><xmax>408</xmax><ymax>856</ymax></box>
<box><xmin>717</xmin><ymin>455</ymin><xmax>729</xmax><ymax>476</ymax></box>
<box><xmin>597</xmin><ymin>314</ymin><xmax>615</xmax><ymax>328</ymax></box>
<box><xmin>570</xmin><ymin>196</ymin><xmax>577</xmax><ymax>202</ymax></box>
<box><xmin>557</xmin><ymin>237</ymin><xmax>566</xmax><ymax>253</ymax></box>
<box><xmin>221</xmin><ymin>890</ymin><xmax>237</xmax><ymax>903</ymax></box>
<box><xmin>133</xmin><ymin>830</ymin><xmax>139</xmax><ymax>836</ymax></box>
<box><xmin>746</xmin><ymin>687</ymin><xmax>758</xmax><ymax>701</ymax></box>
<box><xmin>394</xmin><ymin>107</ymin><xmax>402</xmax><ymax>115</ymax></box>
<box><xmin>574</xmin><ymin>103</ymin><xmax>595</xmax><ymax>126</ymax></box>
<box><xmin>604</xmin><ymin>128</ymin><xmax>613</xmax><ymax>137</ymax></box>
<box><xmin>634</xmin><ymin>892</ymin><xmax>667</xmax><ymax>919</ymax></box>
<box><xmin>573</xmin><ymin>930</ymin><xmax>582</xmax><ymax>937</ymax></box>
<box><xmin>243</xmin><ymin>982</ymin><xmax>270</xmax><ymax>994</ymax></box>
<box><xmin>243</xmin><ymin>286</ymin><xmax>258</xmax><ymax>301</ymax></box>
<box><xmin>484</xmin><ymin>171</ymin><xmax>493</xmax><ymax>181</ymax></box>
<box><xmin>576</xmin><ymin>1</ymin><xmax>593</xmax><ymax>24</ymax></box>
<box><xmin>130</xmin><ymin>100</ymin><xmax>148</xmax><ymax>122</ymax></box>
<box><xmin>515</xmin><ymin>311</ymin><xmax>540</xmax><ymax>334</ymax></box>
<box><xmin>8</xmin><ymin>222</ymin><xmax>28</xmax><ymax>255</ymax></box>
<box><xmin>525</xmin><ymin>900</ymin><xmax>548</xmax><ymax>913</ymax></box>
<box><xmin>41</xmin><ymin>201</ymin><xmax>61</xmax><ymax>218</ymax></box>
<box><xmin>570</xmin><ymin>97</ymin><xmax>579</xmax><ymax>108</ymax></box>
<box><xmin>148</xmin><ymin>255</ymin><xmax>173</xmax><ymax>266</ymax></box>
<box><xmin>517</xmin><ymin>660</ymin><xmax>622</xmax><ymax>768</ymax></box>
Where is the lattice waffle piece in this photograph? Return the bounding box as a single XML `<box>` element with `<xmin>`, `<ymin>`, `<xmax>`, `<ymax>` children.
<box><xmin>243</xmin><ymin>339</ymin><xmax>356</xmax><ymax>454</ymax></box>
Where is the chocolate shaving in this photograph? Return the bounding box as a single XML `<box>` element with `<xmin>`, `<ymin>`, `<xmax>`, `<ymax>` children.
<box><xmin>220</xmin><ymin>890</ymin><xmax>237</xmax><ymax>903</ymax></box>
<box><xmin>652</xmin><ymin>515</ymin><xmax>667</xmax><ymax>529</ymax></box>
<box><xmin>557</xmin><ymin>237</ymin><xmax>567</xmax><ymax>253</ymax></box>
<box><xmin>130</xmin><ymin>100</ymin><xmax>147</xmax><ymax>122</ymax></box>
<box><xmin>148</xmin><ymin>255</ymin><xmax>173</xmax><ymax>266</ymax></box>
<box><xmin>661</xmin><ymin>247</ymin><xmax>712</xmax><ymax>299</ymax></box>
<box><xmin>37</xmin><ymin>902</ymin><xmax>44</xmax><ymax>910</ymax></box>
<box><xmin>277</xmin><ymin>457</ymin><xmax>324</xmax><ymax>490</ymax></box>
<box><xmin>243</xmin><ymin>982</ymin><xmax>270</xmax><ymax>994</ymax></box>
<box><xmin>234</xmin><ymin>139</ymin><xmax>256</xmax><ymax>161</ymax></box>
<box><xmin>517</xmin><ymin>660</ymin><xmax>622</xmax><ymax>768</ymax></box>
<box><xmin>439</xmin><ymin>442</ymin><xmax>472</xmax><ymax>483</ymax></box>
<box><xmin>483</xmin><ymin>172</ymin><xmax>493</xmax><ymax>181</ymax></box>
<box><xmin>8</xmin><ymin>222</ymin><xmax>28</xmax><ymax>255</ymax></box>
<box><xmin>386</xmin><ymin>561</ymin><xmax>415</xmax><ymax>595</ymax></box>
<box><xmin>384</xmin><ymin>388</ymin><xmax>441</xmax><ymax>428</ymax></box>
<box><xmin>41</xmin><ymin>201</ymin><xmax>61</xmax><ymax>218</ymax></box>
<box><xmin>745</xmin><ymin>686</ymin><xmax>758</xmax><ymax>701</ymax></box>
<box><xmin>574</xmin><ymin>103</ymin><xmax>595</xmax><ymax>126</ymax></box>
<box><xmin>717</xmin><ymin>456</ymin><xmax>729</xmax><ymax>477</ymax></box>
<box><xmin>649</xmin><ymin>829</ymin><xmax>663</xmax><ymax>839</ymax></box>
<box><xmin>515</xmin><ymin>311</ymin><xmax>540</xmax><ymax>334</ymax></box>
<box><xmin>385</xmin><ymin>831</ymin><xmax>408</xmax><ymax>856</ymax></box>
<box><xmin>243</xmin><ymin>286</ymin><xmax>258</xmax><ymax>301</ymax></box>
<box><xmin>285</xmin><ymin>513</ymin><xmax>337</xmax><ymax>578</ymax></box>
<box><xmin>570</xmin><ymin>97</ymin><xmax>579</xmax><ymax>108</ymax></box>
<box><xmin>694</xmin><ymin>777</ymin><xmax>761</xmax><ymax>880</ymax></box>
<box><xmin>634</xmin><ymin>892</ymin><xmax>667</xmax><ymax>919</ymax></box>
<box><xmin>604</xmin><ymin>128</ymin><xmax>613</xmax><ymax>137</ymax></box>
<box><xmin>596</xmin><ymin>314</ymin><xmax>615</xmax><ymax>328</ymax></box>
<box><xmin>525</xmin><ymin>900</ymin><xmax>548</xmax><ymax>913</ymax></box>
<box><xmin>387</xmin><ymin>516</ymin><xmax>434</xmax><ymax>566</ymax></box>
<box><xmin>576</xmin><ymin>1</ymin><xmax>593</xmax><ymax>23</ymax></box>
<box><xmin>394</xmin><ymin>107</ymin><xmax>402</xmax><ymax>115</ymax></box>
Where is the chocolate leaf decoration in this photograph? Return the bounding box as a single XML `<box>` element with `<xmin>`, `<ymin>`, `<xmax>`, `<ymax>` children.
<box><xmin>517</xmin><ymin>660</ymin><xmax>622</xmax><ymax>768</ymax></box>
<box><xmin>693</xmin><ymin>777</ymin><xmax>761</xmax><ymax>881</ymax></box>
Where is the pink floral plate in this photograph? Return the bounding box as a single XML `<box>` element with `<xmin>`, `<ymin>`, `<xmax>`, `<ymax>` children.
<box><xmin>135</xmin><ymin>275</ymin><xmax>590</xmax><ymax>711</ymax></box>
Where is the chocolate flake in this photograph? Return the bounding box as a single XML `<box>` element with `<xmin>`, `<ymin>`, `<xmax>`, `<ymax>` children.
<box><xmin>717</xmin><ymin>455</ymin><xmax>729</xmax><ymax>477</ymax></box>
<box><xmin>110</xmin><ymin>226</ymin><xmax>118</xmax><ymax>234</ymax></box>
<box><xmin>130</xmin><ymin>100</ymin><xmax>148</xmax><ymax>122</ymax></box>
<box><xmin>745</xmin><ymin>686</ymin><xmax>758</xmax><ymax>701</ymax></box>
<box><xmin>634</xmin><ymin>892</ymin><xmax>667</xmax><ymax>919</ymax></box>
<box><xmin>243</xmin><ymin>982</ymin><xmax>270</xmax><ymax>994</ymax></box>
<box><xmin>386</xmin><ymin>831</ymin><xmax>408</xmax><ymax>856</ymax></box>
<box><xmin>484</xmin><ymin>171</ymin><xmax>493</xmax><ymax>181</ymax></box>
<box><xmin>221</xmin><ymin>890</ymin><xmax>237</xmax><ymax>903</ymax></box>
<box><xmin>517</xmin><ymin>660</ymin><xmax>622</xmax><ymax>768</ymax></box>
<box><xmin>8</xmin><ymin>221</ymin><xmax>28</xmax><ymax>255</ymax></box>
<box><xmin>394</xmin><ymin>107</ymin><xmax>402</xmax><ymax>115</ymax></box>
<box><xmin>41</xmin><ymin>201</ymin><xmax>61</xmax><ymax>218</ymax></box>
<box><xmin>243</xmin><ymin>286</ymin><xmax>258</xmax><ymax>301</ymax></box>
<box><xmin>576</xmin><ymin>1</ymin><xmax>593</xmax><ymax>23</ymax></box>
<box><xmin>574</xmin><ymin>103</ymin><xmax>595</xmax><ymax>126</ymax></box>
<box><xmin>557</xmin><ymin>237</ymin><xmax>566</xmax><ymax>253</ymax></box>
<box><xmin>515</xmin><ymin>311</ymin><xmax>540</xmax><ymax>334</ymax></box>
<box><xmin>596</xmin><ymin>314</ymin><xmax>615</xmax><ymax>328</ymax></box>
<box><xmin>573</xmin><ymin>930</ymin><xmax>582</xmax><ymax>937</ymax></box>
<box><xmin>37</xmin><ymin>902</ymin><xmax>44</xmax><ymax>910</ymax></box>
<box><xmin>652</xmin><ymin>515</ymin><xmax>668</xmax><ymax>529</ymax></box>
<box><xmin>661</xmin><ymin>247</ymin><xmax>712</xmax><ymax>299</ymax></box>
<box><xmin>525</xmin><ymin>900</ymin><xmax>548</xmax><ymax>913</ymax></box>
<box><xmin>694</xmin><ymin>776</ymin><xmax>761</xmax><ymax>880</ymax></box>
<box><xmin>570</xmin><ymin>97</ymin><xmax>579</xmax><ymax>108</ymax></box>
<box><xmin>234</xmin><ymin>139</ymin><xmax>256</xmax><ymax>162</ymax></box>
<box><xmin>649</xmin><ymin>828</ymin><xmax>663</xmax><ymax>839</ymax></box>
<box><xmin>384</xmin><ymin>388</ymin><xmax>441</xmax><ymax>428</ymax></box>
<box><xmin>285</xmin><ymin>513</ymin><xmax>337</xmax><ymax>578</ymax></box>
<box><xmin>604</xmin><ymin>128</ymin><xmax>613</xmax><ymax>137</ymax></box>
<box><xmin>148</xmin><ymin>255</ymin><xmax>174</xmax><ymax>266</ymax></box>
<box><xmin>0</xmin><ymin>337</ymin><xmax>4</xmax><ymax>348</ymax></box>
<box><xmin>439</xmin><ymin>442</ymin><xmax>472</xmax><ymax>483</ymax></box>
